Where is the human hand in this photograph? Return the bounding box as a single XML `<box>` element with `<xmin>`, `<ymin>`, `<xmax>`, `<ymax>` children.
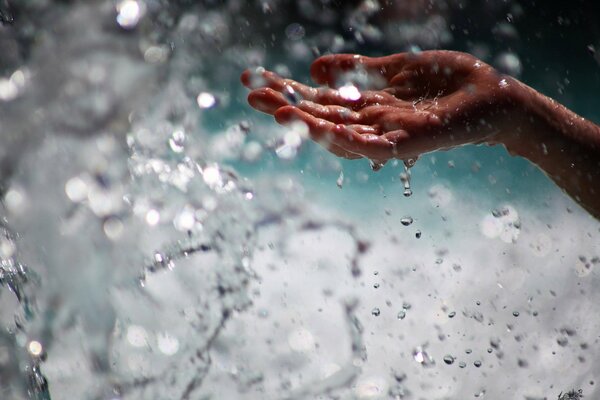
<box><xmin>241</xmin><ymin>50</ymin><xmax>518</xmax><ymax>163</ymax></box>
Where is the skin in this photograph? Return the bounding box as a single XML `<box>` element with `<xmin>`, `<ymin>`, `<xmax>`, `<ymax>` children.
<box><xmin>241</xmin><ymin>50</ymin><xmax>600</xmax><ymax>220</ymax></box>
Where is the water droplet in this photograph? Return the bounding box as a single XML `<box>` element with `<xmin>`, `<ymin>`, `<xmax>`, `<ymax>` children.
<box><xmin>400</xmin><ymin>159</ymin><xmax>415</xmax><ymax>196</ymax></box>
<box><xmin>412</xmin><ymin>346</ymin><xmax>435</xmax><ymax>367</ymax></box>
<box><xmin>283</xmin><ymin>84</ymin><xmax>300</xmax><ymax>104</ymax></box>
<box><xmin>397</xmin><ymin>310</ymin><xmax>406</xmax><ymax>320</ymax></box>
<box><xmin>448</xmin><ymin>311</ymin><xmax>456</xmax><ymax>318</ymax></box>
<box><xmin>145</xmin><ymin>209</ymin><xmax>160</xmax><ymax>226</ymax></box>
<box><xmin>495</xmin><ymin>52</ymin><xmax>522</xmax><ymax>77</ymax></box>
<box><xmin>197</xmin><ymin>92</ymin><xmax>217</xmax><ymax>109</ymax></box>
<box><xmin>339</xmin><ymin>83</ymin><xmax>361</xmax><ymax>101</ymax></box>
<box><xmin>336</xmin><ymin>171</ymin><xmax>344</xmax><ymax>188</ymax></box>
<box><xmin>285</xmin><ymin>23</ymin><xmax>305</xmax><ymax>40</ymax></box>
<box><xmin>157</xmin><ymin>332</ymin><xmax>179</xmax><ymax>356</ymax></box>
<box><xmin>517</xmin><ymin>359</ymin><xmax>528</xmax><ymax>368</ymax></box>
<box><xmin>458</xmin><ymin>361</ymin><xmax>466</xmax><ymax>368</ymax></box>
<box><xmin>168</xmin><ymin>129</ymin><xmax>186</xmax><ymax>153</ymax></box>
<box><xmin>474</xmin><ymin>360</ymin><xmax>482</xmax><ymax>368</ymax></box>
<box><xmin>65</xmin><ymin>176</ymin><xmax>88</xmax><ymax>202</ymax></box>
<box><xmin>443</xmin><ymin>355</ymin><xmax>455</xmax><ymax>365</ymax></box>
<box><xmin>28</xmin><ymin>341</ymin><xmax>43</xmax><ymax>357</ymax></box>
<box><xmin>498</xmin><ymin>78</ymin><xmax>509</xmax><ymax>88</ymax></box>
<box><xmin>371</xmin><ymin>307</ymin><xmax>381</xmax><ymax>316</ymax></box>
<box><xmin>116</xmin><ymin>0</ymin><xmax>144</xmax><ymax>29</ymax></box>
<box><xmin>103</xmin><ymin>217</ymin><xmax>123</xmax><ymax>240</ymax></box>
<box><xmin>415</xmin><ymin>230</ymin><xmax>421</xmax><ymax>238</ymax></box>
<box><xmin>400</xmin><ymin>217</ymin><xmax>413</xmax><ymax>226</ymax></box>
<box><xmin>512</xmin><ymin>311</ymin><xmax>520</xmax><ymax>317</ymax></box>
<box><xmin>369</xmin><ymin>160</ymin><xmax>386</xmax><ymax>171</ymax></box>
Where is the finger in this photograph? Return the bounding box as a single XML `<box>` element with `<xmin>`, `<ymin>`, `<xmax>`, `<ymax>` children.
<box><xmin>274</xmin><ymin>106</ymin><xmax>393</xmax><ymax>157</ymax></box>
<box><xmin>243</xmin><ymin>69</ymin><xmax>318</xmax><ymax>102</ymax></box>
<box><xmin>347</xmin><ymin>124</ymin><xmax>381</xmax><ymax>135</ymax></box>
<box><xmin>312</xmin><ymin>88</ymin><xmax>398</xmax><ymax>110</ymax></box>
<box><xmin>247</xmin><ymin>88</ymin><xmax>288</xmax><ymax>114</ymax></box>
<box><xmin>296</xmin><ymin>100</ymin><xmax>362</xmax><ymax>124</ymax></box>
<box><xmin>310</xmin><ymin>53</ymin><xmax>412</xmax><ymax>87</ymax></box>
<box><xmin>241</xmin><ymin>67</ymin><xmax>268</xmax><ymax>89</ymax></box>
<box><xmin>326</xmin><ymin>145</ymin><xmax>363</xmax><ymax>159</ymax></box>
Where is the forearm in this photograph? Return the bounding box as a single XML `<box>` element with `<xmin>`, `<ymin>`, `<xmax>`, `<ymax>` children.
<box><xmin>502</xmin><ymin>78</ymin><xmax>600</xmax><ymax>219</ymax></box>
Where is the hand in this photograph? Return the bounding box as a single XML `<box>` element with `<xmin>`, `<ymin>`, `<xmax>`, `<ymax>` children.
<box><xmin>241</xmin><ymin>50</ymin><xmax>517</xmax><ymax>163</ymax></box>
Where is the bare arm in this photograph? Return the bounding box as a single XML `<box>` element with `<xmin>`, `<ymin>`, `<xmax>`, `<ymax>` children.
<box><xmin>241</xmin><ymin>51</ymin><xmax>600</xmax><ymax>220</ymax></box>
<box><xmin>501</xmin><ymin>78</ymin><xmax>600</xmax><ymax>219</ymax></box>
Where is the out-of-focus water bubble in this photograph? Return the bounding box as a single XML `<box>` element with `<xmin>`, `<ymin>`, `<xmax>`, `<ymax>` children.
<box><xmin>116</xmin><ymin>0</ymin><xmax>144</xmax><ymax>30</ymax></box>
<box><xmin>285</xmin><ymin>23</ymin><xmax>306</xmax><ymax>40</ymax></box>
<box><xmin>27</xmin><ymin>340</ymin><xmax>43</xmax><ymax>357</ymax></box>
<box><xmin>495</xmin><ymin>52</ymin><xmax>522</xmax><ymax>77</ymax></box>
<box><xmin>480</xmin><ymin>205</ymin><xmax>521</xmax><ymax>243</ymax></box>
<box><xmin>242</xmin><ymin>141</ymin><xmax>263</xmax><ymax>163</ymax></box>
<box><xmin>145</xmin><ymin>209</ymin><xmax>160</xmax><ymax>226</ymax></box>
<box><xmin>103</xmin><ymin>217</ymin><xmax>123</xmax><ymax>240</ymax></box>
<box><xmin>276</xmin><ymin>121</ymin><xmax>307</xmax><ymax>159</ymax></box>
<box><xmin>196</xmin><ymin>92</ymin><xmax>217</xmax><ymax>109</ymax></box>
<box><xmin>355</xmin><ymin>376</ymin><xmax>387</xmax><ymax>398</ymax></box>
<box><xmin>428</xmin><ymin>184</ymin><xmax>453</xmax><ymax>208</ymax></box>
<box><xmin>339</xmin><ymin>83</ymin><xmax>361</xmax><ymax>101</ymax></box>
<box><xmin>0</xmin><ymin>69</ymin><xmax>28</xmax><ymax>102</ymax></box>
<box><xmin>288</xmin><ymin>328</ymin><xmax>315</xmax><ymax>352</ymax></box>
<box><xmin>0</xmin><ymin>237</ymin><xmax>16</xmax><ymax>258</ymax></box>
<box><xmin>157</xmin><ymin>332</ymin><xmax>179</xmax><ymax>356</ymax></box>
<box><xmin>4</xmin><ymin>188</ymin><xmax>26</xmax><ymax>214</ymax></box>
<box><xmin>64</xmin><ymin>176</ymin><xmax>88</xmax><ymax>202</ymax></box>
<box><xmin>126</xmin><ymin>325</ymin><xmax>149</xmax><ymax>348</ymax></box>
<box><xmin>173</xmin><ymin>205</ymin><xmax>197</xmax><ymax>232</ymax></box>
<box><xmin>143</xmin><ymin>45</ymin><xmax>169</xmax><ymax>64</ymax></box>
<box><xmin>493</xmin><ymin>22</ymin><xmax>519</xmax><ymax>41</ymax></box>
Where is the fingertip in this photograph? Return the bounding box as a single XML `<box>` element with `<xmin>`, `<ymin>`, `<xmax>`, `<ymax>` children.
<box><xmin>240</xmin><ymin>69</ymin><xmax>251</xmax><ymax>87</ymax></box>
<box><xmin>274</xmin><ymin>105</ymin><xmax>299</xmax><ymax>124</ymax></box>
<box><xmin>248</xmin><ymin>88</ymin><xmax>287</xmax><ymax>114</ymax></box>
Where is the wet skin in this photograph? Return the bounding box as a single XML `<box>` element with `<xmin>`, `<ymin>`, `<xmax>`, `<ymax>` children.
<box><xmin>242</xmin><ymin>50</ymin><xmax>600</xmax><ymax>220</ymax></box>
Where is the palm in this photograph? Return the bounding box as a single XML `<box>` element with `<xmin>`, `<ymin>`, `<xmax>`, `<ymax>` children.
<box><xmin>241</xmin><ymin>51</ymin><xmax>510</xmax><ymax>162</ymax></box>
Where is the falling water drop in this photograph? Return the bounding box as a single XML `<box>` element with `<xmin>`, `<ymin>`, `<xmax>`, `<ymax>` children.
<box><xmin>400</xmin><ymin>217</ymin><xmax>413</xmax><ymax>226</ymax></box>
<box><xmin>400</xmin><ymin>158</ymin><xmax>416</xmax><ymax>197</ymax></box>
<box><xmin>369</xmin><ymin>160</ymin><xmax>386</xmax><ymax>171</ymax></box>
<box><xmin>336</xmin><ymin>171</ymin><xmax>344</xmax><ymax>189</ymax></box>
